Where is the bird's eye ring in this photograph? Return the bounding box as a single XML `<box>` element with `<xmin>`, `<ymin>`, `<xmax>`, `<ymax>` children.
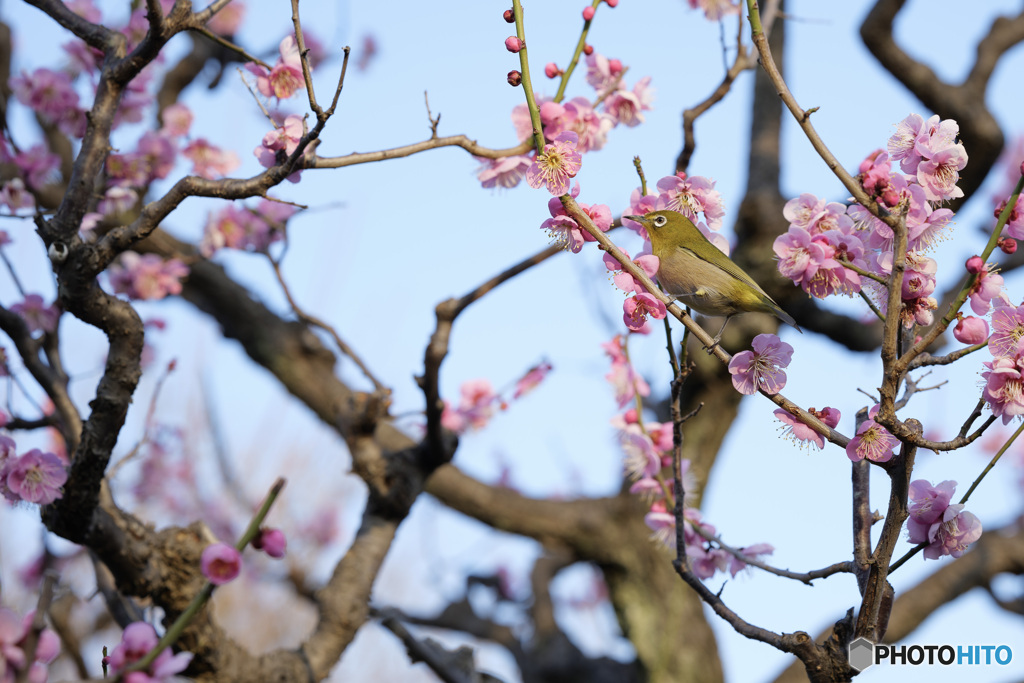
<box><xmin>652</xmin><ymin>215</ymin><xmax>667</xmax><ymax>227</ymax></box>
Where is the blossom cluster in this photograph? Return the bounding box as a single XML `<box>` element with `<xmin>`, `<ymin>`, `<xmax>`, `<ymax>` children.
<box><xmin>0</xmin><ymin>606</ymin><xmax>60</xmax><ymax>683</ymax></box>
<box><xmin>480</xmin><ymin>46</ymin><xmax>653</xmax><ymax>196</ymax></box>
<box><xmin>774</xmin><ymin>114</ymin><xmax>964</xmax><ymax>329</ymax></box>
<box><xmin>0</xmin><ymin>436</ymin><xmax>68</xmax><ymax>505</ymax></box>
<box><xmin>103</xmin><ymin>622</ymin><xmax>193</xmax><ymax>683</ymax></box>
<box><xmin>440</xmin><ymin>361</ymin><xmax>553</xmax><ymax>435</ymax></box>
<box><xmin>981</xmin><ymin>299</ymin><xmax>1024</xmax><ymax>422</ymax></box>
<box><xmin>907</xmin><ymin>480</ymin><xmax>981</xmax><ymax>560</ymax></box>
<box><xmin>108</xmin><ymin>252</ymin><xmax>189</xmax><ymax>301</ymax></box>
<box><xmin>10</xmin><ymin>294</ymin><xmax>59</xmax><ymax>335</ymax></box>
<box><xmin>200</xmin><ymin>200</ymin><xmax>300</xmax><ymax>256</ymax></box>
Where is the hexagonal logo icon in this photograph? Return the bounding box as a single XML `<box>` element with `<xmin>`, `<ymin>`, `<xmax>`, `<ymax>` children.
<box><xmin>849</xmin><ymin>637</ymin><xmax>875</xmax><ymax>672</ymax></box>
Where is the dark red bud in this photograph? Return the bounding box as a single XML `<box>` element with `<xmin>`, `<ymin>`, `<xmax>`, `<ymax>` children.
<box><xmin>966</xmin><ymin>255</ymin><xmax>985</xmax><ymax>274</ymax></box>
<box><xmin>507</xmin><ymin>70</ymin><xmax>522</xmax><ymax>86</ymax></box>
<box><xmin>583</xmin><ymin>43</ymin><xmax>594</xmax><ymax>55</ymax></box>
<box><xmin>504</xmin><ymin>36</ymin><xmax>524</xmax><ymax>52</ymax></box>
<box><xmin>1000</xmin><ymin>237</ymin><xmax>1017</xmax><ymax>255</ymax></box>
<box><xmin>503</xmin><ymin>8</ymin><xmax>515</xmax><ymax>23</ymax></box>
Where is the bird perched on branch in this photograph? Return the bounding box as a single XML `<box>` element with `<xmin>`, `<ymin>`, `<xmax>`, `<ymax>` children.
<box><xmin>625</xmin><ymin>209</ymin><xmax>801</xmax><ymax>345</ymax></box>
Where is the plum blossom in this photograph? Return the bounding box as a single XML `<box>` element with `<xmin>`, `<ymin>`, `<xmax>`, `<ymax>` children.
<box><xmin>922</xmin><ymin>505</ymin><xmax>982</xmax><ymax>559</ymax></box>
<box><xmin>655</xmin><ymin>173</ymin><xmax>725</xmax><ymax>229</ymax></box>
<box><xmin>603</xmin><ymin>76</ymin><xmax>653</xmax><ymax>127</ymax></box>
<box><xmin>603</xmin><ymin>336</ymin><xmax>649</xmax><ymax>408</ymax></box>
<box><xmin>526</xmin><ymin>132</ymin><xmax>582</xmax><ymax>196</ymax></box>
<box><xmin>967</xmin><ymin>261</ymin><xmax>1004</xmax><ymax>315</ymax></box>
<box><xmin>108</xmin><ymin>252</ymin><xmax>189</xmax><ymax>301</ymax></box>
<box><xmin>728</xmin><ymin>543</ymin><xmax>774</xmax><ymax>577</ymax></box>
<box><xmin>953</xmin><ymin>315</ymin><xmax>989</xmax><ymax>346</ymax></box>
<box><xmin>623</xmin><ymin>292</ymin><xmax>666</xmax><ymax>332</ymax></box>
<box><xmin>11</xmin><ymin>295</ymin><xmax>59</xmax><ymax>335</ymax></box>
<box><xmin>201</xmin><ymin>204</ymin><xmax>285</xmax><ymax>255</ymax></box>
<box><xmin>541</xmin><ymin>97</ymin><xmax>613</xmax><ymax>153</ymax></box>
<box><xmin>0</xmin><ymin>179</ymin><xmax>34</xmax><ymax>212</ymax></box>
<box><xmin>512</xmin><ymin>361</ymin><xmax>553</xmax><ymax>399</ymax></box>
<box><xmin>476</xmin><ymin>155</ymin><xmax>532</xmax><ymax>189</ymax></box>
<box><xmin>584</xmin><ymin>52</ymin><xmax>624</xmax><ymax>92</ymax></box>
<box><xmin>255</xmin><ymin>114</ymin><xmax>306</xmax><ymax>182</ymax></box>
<box><xmin>3</xmin><ymin>448</ymin><xmax>67</xmax><ymax>504</ymax></box>
<box><xmin>160</xmin><ymin>102</ymin><xmax>193</xmax><ymax>137</ymax></box>
<box><xmin>988</xmin><ymin>300</ymin><xmax>1024</xmax><ymax>358</ymax></box>
<box><xmin>688</xmin><ymin>0</ymin><xmax>741</xmax><ymax>21</ymax></box>
<box><xmin>982</xmin><ymin>354</ymin><xmax>1024</xmax><ymax>423</ymax></box>
<box><xmin>846</xmin><ymin>405</ymin><xmax>898</xmax><ymax>463</ymax></box>
<box><xmin>246</xmin><ymin>35</ymin><xmax>305</xmax><ymax>99</ymax></box>
<box><xmin>603</xmin><ymin>247</ymin><xmax>659</xmax><ymax>294</ymax></box>
<box><xmin>0</xmin><ymin>607</ymin><xmax>60</xmax><ymax>683</ymax></box>
<box><xmin>10</xmin><ymin>68</ymin><xmax>79</xmax><ymax>125</ymax></box>
<box><xmin>774</xmin><ymin>406</ymin><xmax>840</xmax><ymax>450</ymax></box>
<box><xmin>906</xmin><ymin>479</ymin><xmax>957</xmax><ymax>544</ymax></box>
<box><xmin>201</xmin><ymin>542</ymin><xmax>242</xmax><ymax>585</ymax></box>
<box><xmin>183</xmin><ymin>138</ymin><xmax>240</xmax><ymax>179</ymax></box>
<box><xmin>440</xmin><ymin>379</ymin><xmax>497</xmax><ymax>434</ymax></box>
<box><xmin>728</xmin><ymin>333</ymin><xmax>793</xmax><ymax>395</ymax></box>
<box><xmin>103</xmin><ymin>622</ymin><xmax>193</xmax><ymax>682</ymax></box>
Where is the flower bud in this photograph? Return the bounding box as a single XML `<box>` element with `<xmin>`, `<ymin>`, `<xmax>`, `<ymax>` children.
<box><xmin>253</xmin><ymin>528</ymin><xmax>287</xmax><ymax>558</ymax></box>
<box><xmin>583</xmin><ymin>43</ymin><xmax>594</xmax><ymax>55</ymax></box>
<box><xmin>582</xmin><ymin>6</ymin><xmax>595</xmax><ymax>20</ymax></box>
<box><xmin>503</xmin><ymin>8</ymin><xmax>515</xmax><ymax>22</ymax></box>
<box><xmin>966</xmin><ymin>255</ymin><xmax>985</xmax><ymax>274</ymax></box>
<box><xmin>504</xmin><ymin>36</ymin><xmax>523</xmax><ymax>52</ymax></box>
<box><xmin>506</xmin><ymin>70</ymin><xmax>522</xmax><ymax>86</ymax></box>
<box><xmin>544</xmin><ymin>62</ymin><xmax>560</xmax><ymax>78</ymax></box>
<box><xmin>608</xmin><ymin>58</ymin><xmax>623</xmax><ymax>75</ymax></box>
<box><xmin>1020</xmin><ymin>160</ymin><xmax>1024</xmax><ymax>178</ymax></box>
<box><xmin>1000</xmin><ymin>237</ymin><xmax>1017</xmax><ymax>255</ymax></box>
<box><xmin>954</xmin><ymin>316</ymin><xmax>989</xmax><ymax>345</ymax></box>
<box><xmin>605</xmin><ymin>0</ymin><xmax>618</xmax><ymax>6</ymax></box>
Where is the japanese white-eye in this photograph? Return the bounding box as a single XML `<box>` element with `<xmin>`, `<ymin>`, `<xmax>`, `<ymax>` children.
<box><xmin>625</xmin><ymin>210</ymin><xmax>801</xmax><ymax>343</ymax></box>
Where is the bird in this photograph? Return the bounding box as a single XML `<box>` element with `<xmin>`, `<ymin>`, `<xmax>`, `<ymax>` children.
<box><xmin>624</xmin><ymin>209</ymin><xmax>801</xmax><ymax>346</ymax></box>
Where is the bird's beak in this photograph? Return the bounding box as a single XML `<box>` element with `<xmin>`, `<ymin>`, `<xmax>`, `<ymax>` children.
<box><xmin>624</xmin><ymin>214</ymin><xmax>648</xmax><ymax>226</ymax></box>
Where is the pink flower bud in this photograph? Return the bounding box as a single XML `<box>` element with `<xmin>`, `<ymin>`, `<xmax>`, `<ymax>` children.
<box><xmin>1001</xmin><ymin>237</ymin><xmax>1018</xmax><ymax>254</ymax></box>
<box><xmin>200</xmin><ymin>543</ymin><xmax>241</xmax><ymax>585</ymax></box>
<box><xmin>503</xmin><ymin>8</ymin><xmax>514</xmax><ymax>23</ymax></box>
<box><xmin>608</xmin><ymin>58</ymin><xmax>623</xmax><ymax>75</ymax></box>
<box><xmin>253</xmin><ymin>528</ymin><xmax>287</xmax><ymax>558</ymax></box>
<box><xmin>582</xmin><ymin>6</ymin><xmax>595</xmax><ymax>20</ymax></box>
<box><xmin>1020</xmin><ymin>160</ymin><xmax>1024</xmax><ymax>178</ymax></box>
<box><xmin>966</xmin><ymin>255</ymin><xmax>985</xmax><ymax>274</ymax></box>
<box><xmin>622</xmin><ymin>408</ymin><xmax>638</xmax><ymax>424</ymax></box>
<box><xmin>605</xmin><ymin>0</ymin><xmax>618</xmax><ymax>6</ymax></box>
<box><xmin>544</xmin><ymin>62</ymin><xmax>560</xmax><ymax>78</ymax></box>
<box><xmin>583</xmin><ymin>43</ymin><xmax>594</xmax><ymax>56</ymax></box>
<box><xmin>504</xmin><ymin>36</ymin><xmax>523</xmax><ymax>52</ymax></box>
<box><xmin>881</xmin><ymin>188</ymin><xmax>900</xmax><ymax>207</ymax></box>
<box><xmin>506</xmin><ymin>70</ymin><xmax>522</xmax><ymax>86</ymax></box>
<box><xmin>954</xmin><ymin>316</ymin><xmax>989</xmax><ymax>345</ymax></box>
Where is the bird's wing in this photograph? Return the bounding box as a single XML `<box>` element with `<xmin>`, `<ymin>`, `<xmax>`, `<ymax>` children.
<box><xmin>677</xmin><ymin>244</ymin><xmax>770</xmax><ymax>297</ymax></box>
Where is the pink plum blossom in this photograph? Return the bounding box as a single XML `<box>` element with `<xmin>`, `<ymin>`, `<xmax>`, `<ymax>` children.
<box><xmin>0</xmin><ymin>179</ymin><xmax>34</xmax><ymax>212</ymax></box>
<box><xmin>953</xmin><ymin>316</ymin><xmax>989</xmax><ymax>346</ymax></box>
<box><xmin>246</xmin><ymin>35</ymin><xmax>305</xmax><ymax>99</ymax></box>
<box><xmin>728</xmin><ymin>333</ymin><xmax>793</xmax><ymax>395</ymax></box>
<box><xmin>476</xmin><ymin>155</ymin><xmax>532</xmax><ymax>189</ymax></box>
<box><xmin>603</xmin><ymin>247</ymin><xmax>659</xmax><ymax>294</ymax></box>
<box><xmin>906</xmin><ymin>479</ymin><xmax>957</xmax><ymax>543</ymax></box>
<box><xmin>440</xmin><ymin>379</ymin><xmax>497</xmax><ymax>434</ymax></box>
<box><xmin>845</xmin><ymin>406</ymin><xmax>897</xmax><ymax>463</ymax></box>
<box><xmin>14</xmin><ymin>145</ymin><xmax>61</xmax><ymax>189</ymax></box>
<box><xmin>982</xmin><ymin>354</ymin><xmax>1024</xmax><ymax>423</ymax></box>
<box><xmin>688</xmin><ymin>0</ymin><xmax>741</xmax><ymax>21</ymax></box>
<box><xmin>921</xmin><ymin>505</ymin><xmax>982</xmax><ymax>559</ymax></box>
<box><xmin>623</xmin><ymin>292</ymin><xmax>667</xmax><ymax>332</ymax></box>
<box><xmin>3</xmin><ymin>448</ymin><xmax>67</xmax><ymax>504</ymax></box>
<box><xmin>512</xmin><ymin>361</ymin><xmax>553</xmax><ymax>399</ymax></box>
<box><xmin>108</xmin><ymin>252</ymin><xmax>189</xmax><ymax>301</ymax></box>
<box><xmin>201</xmin><ymin>204</ymin><xmax>283</xmax><ymax>255</ymax></box>
<box><xmin>201</xmin><ymin>542</ymin><xmax>242</xmax><ymax>585</ymax></box>
<box><xmin>773</xmin><ymin>406</ymin><xmax>840</xmax><ymax>450</ymax></box>
<box><xmin>603</xmin><ymin>335</ymin><xmax>650</xmax><ymax>408</ymax></box>
<box><xmin>988</xmin><ymin>300</ymin><xmax>1024</xmax><ymax>357</ymax></box>
<box><xmin>917</xmin><ymin>145</ymin><xmax>967</xmax><ymax>202</ymax></box>
<box><xmin>183</xmin><ymin>138</ymin><xmax>240</xmax><ymax>179</ymax></box>
<box><xmin>526</xmin><ymin>132</ymin><xmax>582</xmax><ymax>196</ymax></box>
<box><xmin>584</xmin><ymin>52</ymin><xmax>624</xmax><ymax>92</ymax></box>
<box><xmin>728</xmin><ymin>543</ymin><xmax>774</xmax><ymax>577</ymax></box>
<box><xmin>103</xmin><ymin>621</ymin><xmax>193</xmax><ymax>682</ymax></box>
<box><xmin>160</xmin><ymin>103</ymin><xmax>193</xmax><ymax>137</ymax></box>
<box><xmin>10</xmin><ymin>68</ymin><xmax>79</xmax><ymax>125</ymax></box>
<box><xmin>0</xmin><ymin>607</ymin><xmax>60</xmax><ymax>683</ymax></box>
<box><xmin>11</xmin><ymin>295</ymin><xmax>59</xmax><ymax>335</ymax></box>
<box><xmin>967</xmin><ymin>261</ymin><xmax>1004</xmax><ymax>315</ymax></box>
<box><xmin>603</xmin><ymin>76</ymin><xmax>654</xmax><ymax>127</ymax></box>
<box><xmin>656</xmin><ymin>173</ymin><xmax>725</xmax><ymax>230</ymax></box>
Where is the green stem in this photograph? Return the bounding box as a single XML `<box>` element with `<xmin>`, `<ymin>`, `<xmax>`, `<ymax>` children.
<box><xmin>122</xmin><ymin>478</ymin><xmax>287</xmax><ymax>677</ymax></box>
<box><xmin>553</xmin><ymin>0</ymin><xmax>601</xmax><ymax>103</ymax></box>
<box><xmin>959</xmin><ymin>420</ymin><xmax>1024</xmax><ymax>504</ymax></box>
<box><xmin>511</xmin><ymin>0</ymin><xmax>547</xmax><ymax>154</ymax></box>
